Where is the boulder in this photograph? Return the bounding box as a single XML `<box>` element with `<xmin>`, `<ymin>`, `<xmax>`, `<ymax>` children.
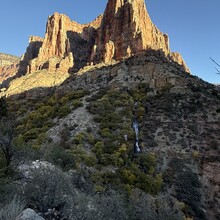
<box><xmin>16</xmin><ymin>208</ymin><xmax>44</xmax><ymax>220</ymax></box>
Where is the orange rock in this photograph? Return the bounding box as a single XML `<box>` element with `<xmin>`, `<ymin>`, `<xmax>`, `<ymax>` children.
<box><xmin>0</xmin><ymin>63</ymin><xmax>19</xmax><ymax>84</ymax></box>
<box><xmin>21</xmin><ymin>0</ymin><xmax>189</xmax><ymax>75</ymax></box>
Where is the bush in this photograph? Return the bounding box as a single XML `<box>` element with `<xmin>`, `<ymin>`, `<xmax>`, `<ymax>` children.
<box><xmin>0</xmin><ymin>97</ymin><xmax>8</xmax><ymax>119</ymax></box>
<box><xmin>46</xmin><ymin>146</ymin><xmax>76</xmax><ymax>170</ymax></box>
<box><xmin>22</xmin><ymin>166</ymin><xmax>74</xmax><ymax>213</ymax></box>
<box><xmin>72</xmin><ymin>99</ymin><xmax>83</xmax><ymax>109</ymax></box>
<box><xmin>0</xmin><ymin>195</ymin><xmax>26</xmax><ymax>220</ymax></box>
<box><xmin>57</xmin><ymin>104</ymin><xmax>71</xmax><ymax>118</ymax></box>
<box><xmin>129</xmin><ymin>189</ymin><xmax>184</xmax><ymax>220</ymax></box>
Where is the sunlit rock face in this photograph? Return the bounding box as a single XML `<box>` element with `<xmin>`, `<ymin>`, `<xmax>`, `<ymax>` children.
<box><xmin>21</xmin><ymin>13</ymin><xmax>102</xmax><ymax>75</ymax></box>
<box><xmin>91</xmin><ymin>0</ymin><xmax>170</xmax><ymax>63</ymax></box>
<box><xmin>0</xmin><ymin>53</ymin><xmax>20</xmax><ymax>85</ymax></box>
<box><xmin>20</xmin><ymin>0</ymin><xmax>189</xmax><ymax>75</ymax></box>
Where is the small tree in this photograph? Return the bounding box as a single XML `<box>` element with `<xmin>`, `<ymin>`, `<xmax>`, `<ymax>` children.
<box><xmin>0</xmin><ymin>97</ymin><xmax>8</xmax><ymax>119</ymax></box>
<box><xmin>0</xmin><ymin>118</ymin><xmax>15</xmax><ymax>170</ymax></box>
<box><xmin>210</xmin><ymin>57</ymin><xmax>220</xmax><ymax>75</ymax></box>
<box><xmin>22</xmin><ymin>166</ymin><xmax>74</xmax><ymax>213</ymax></box>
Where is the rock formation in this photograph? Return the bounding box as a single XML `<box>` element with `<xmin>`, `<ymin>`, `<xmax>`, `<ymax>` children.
<box><xmin>91</xmin><ymin>0</ymin><xmax>169</xmax><ymax>62</ymax></box>
<box><xmin>20</xmin><ymin>13</ymin><xmax>102</xmax><ymax>75</ymax></box>
<box><xmin>0</xmin><ymin>53</ymin><xmax>20</xmax><ymax>86</ymax></box>
<box><xmin>0</xmin><ymin>63</ymin><xmax>19</xmax><ymax>85</ymax></box>
<box><xmin>20</xmin><ymin>0</ymin><xmax>189</xmax><ymax>76</ymax></box>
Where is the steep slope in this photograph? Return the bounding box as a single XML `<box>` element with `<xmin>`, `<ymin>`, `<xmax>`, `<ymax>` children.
<box><xmin>4</xmin><ymin>51</ymin><xmax>220</xmax><ymax>220</ymax></box>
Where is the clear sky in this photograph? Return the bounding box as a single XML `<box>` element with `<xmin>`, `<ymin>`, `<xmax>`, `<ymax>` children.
<box><xmin>0</xmin><ymin>0</ymin><xmax>220</xmax><ymax>84</ymax></box>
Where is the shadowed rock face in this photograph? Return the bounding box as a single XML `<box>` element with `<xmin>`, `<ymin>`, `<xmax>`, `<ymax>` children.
<box><xmin>20</xmin><ymin>0</ymin><xmax>189</xmax><ymax>75</ymax></box>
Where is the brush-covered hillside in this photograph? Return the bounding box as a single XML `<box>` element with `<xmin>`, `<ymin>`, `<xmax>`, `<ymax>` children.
<box><xmin>0</xmin><ymin>51</ymin><xmax>219</xmax><ymax>220</ymax></box>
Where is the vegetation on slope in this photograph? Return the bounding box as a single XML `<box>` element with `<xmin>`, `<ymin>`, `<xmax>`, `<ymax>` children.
<box><xmin>0</xmin><ymin>78</ymin><xmax>219</xmax><ymax>219</ymax></box>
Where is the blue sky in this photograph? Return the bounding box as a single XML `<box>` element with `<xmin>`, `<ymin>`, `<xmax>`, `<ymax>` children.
<box><xmin>0</xmin><ymin>0</ymin><xmax>220</xmax><ymax>84</ymax></box>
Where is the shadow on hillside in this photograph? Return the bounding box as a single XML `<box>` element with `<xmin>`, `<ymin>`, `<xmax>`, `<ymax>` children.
<box><xmin>4</xmin><ymin>49</ymin><xmax>201</xmax><ymax>101</ymax></box>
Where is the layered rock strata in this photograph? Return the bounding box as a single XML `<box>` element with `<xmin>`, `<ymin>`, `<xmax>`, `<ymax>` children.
<box><xmin>0</xmin><ymin>63</ymin><xmax>19</xmax><ymax>85</ymax></box>
<box><xmin>0</xmin><ymin>53</ymin><xmax>20</xmax><ymax>86</ymax></box>
<box><xmin>20</xmin><ymin>0</ymin><xmax>189</xmax><ymax>75</ymax></box>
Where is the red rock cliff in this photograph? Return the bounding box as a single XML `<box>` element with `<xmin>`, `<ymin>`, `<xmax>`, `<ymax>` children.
<box><xmin>21</xmin><ymin>0</ymin><xmax>189</xmax><ymax>75</ymax></box>
<box><xmin>91</xmin><ymin>0</ymin><xmax>170</xmax><ymax>63</ymax></box>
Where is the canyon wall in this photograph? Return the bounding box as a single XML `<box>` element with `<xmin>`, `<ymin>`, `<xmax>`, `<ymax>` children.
<box><xmin>20</xmin><ymin>0</ymin><xmax>189</xmax><ymax>75</ymax></box>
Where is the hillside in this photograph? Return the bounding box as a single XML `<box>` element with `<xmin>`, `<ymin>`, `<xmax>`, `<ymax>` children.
<box><xmin>0</xmin><ymin>0</ymin><xmax>219</xmax><ymax>220</ymax></box>
<box><xmin>0</xmin><ymin>50</ymin><xmax>219</xmax><ymax>220</ymax></box>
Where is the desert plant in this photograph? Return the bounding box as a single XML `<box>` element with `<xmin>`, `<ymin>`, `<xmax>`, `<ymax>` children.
<box><xmin>22</xmin><ymin>166</ymin><xmax>74</xmax><ymax>213</ymax></box>
<box><xmin>0</xmin><ymin>195</ymin><xmax>26</xmax><ymax>220</ymax></box>
<box><xmin>0</xmin><ymin>118</ymin><xmax>15</xmax><ymax>169</ymax></box>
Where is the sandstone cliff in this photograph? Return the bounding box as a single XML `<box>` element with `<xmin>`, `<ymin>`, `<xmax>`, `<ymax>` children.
<box><xmin>20</xmin><ymin>0</ymin><xmax>189</xmax><ymax>76</ymax></box>
<box><xmin>91</xmin><ymin>0</ymin><xmax>170</xmax><ymax>62</ymax></box>
<box><xmin>0</xmin><ymin>63</ymin><xmax>19</xmax><ymax>86</ymax></box>
<box><xmin>20</xmin><ymin>13</ymin><xmax>103</xmax><ymax>75</ymax></box>
<box><xmin>0</xmin><ymin>53</ymin><xmax>20</xmax><ymax>86</ymax></box>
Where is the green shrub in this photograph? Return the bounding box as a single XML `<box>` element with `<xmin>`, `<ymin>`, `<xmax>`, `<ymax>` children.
<box><xmin>48</xmin><ymin>146</ymin><xmax>76</xmax><ymax>170</ymax></box>
<box><xmin>22</xmin><ymin>167</ymin><xmax>73</xmax><ymax>213</ymax></box>
<box><xmin>72</xmin><ymin>99</ymin><xmax>83</xmax><ymax>109</ymax></box>
<box><xmin>23</xmin><ymin>128</ymin><xmax>41</xmax><ymax>142</ymax></box>
<box><xmin>100</xmin><ymin>128</ymin><xmax>111</xmax><ymax>138</ymax></box>
<box><xmin>57</xmin><ymin>104</ymin><xmax>71</xmax><ymax>118</ymax></box>
<box><xmin>73</xmin><ymin>132</ymin><xmax>85</xmax><ymax>145</ymax></box>
<box><xmin>0</xmin><ymin>196</ymin><xmax>26</xmax><ymax>220</ymax></box>
<box><xmin>83</xmin><ymin>155</ymin><xmax>97</xmax><ymax>167</ymax></box>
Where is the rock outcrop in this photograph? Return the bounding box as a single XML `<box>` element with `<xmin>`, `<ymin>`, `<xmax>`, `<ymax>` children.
<box><xmin>16</xmin><ymin>208</ymin><xmax>45</xmax><ymax>220</ymax></box>
<box><xmin>19</xmin><ymin>36</ymin><xmax>44</xmax><ymax>74</ymax></box>
<box><xmin>21</xmin><ymin>0</ymin><xmax>189</xmax><ymax>76</ymax></box>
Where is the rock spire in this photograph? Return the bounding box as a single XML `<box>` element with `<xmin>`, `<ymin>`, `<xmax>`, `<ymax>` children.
<box><xmin>19</xmin><ymin>0</ymin><xmax>189</xmax><ymax>75</ymax></box>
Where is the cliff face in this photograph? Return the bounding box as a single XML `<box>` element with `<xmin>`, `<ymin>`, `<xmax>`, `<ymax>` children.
<box><xmin>20</xmin><ymin>13</ymin><xmax>103</xmax><ymax>75</ymax></box>
<box><xmin>0</xmin><ymin>53</ymin><xmax>20</xmax><ymax>86</ymax></box>
<box><xmin>20</xmin><ymin>0</ymin><xmax>189</xmax><ymax>75</ymax></box>
<box><xmin>0</xmin><ymin>63</ymin><xmax>19</xmax><ymax>86</ymax></box>
<box><xmin>91</xmin><ymin>0</ymin><xmax>169</xmax><ymax>63</ymax></box>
